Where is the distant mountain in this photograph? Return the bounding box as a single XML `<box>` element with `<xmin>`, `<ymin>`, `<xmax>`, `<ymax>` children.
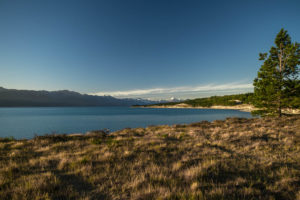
<box><xmin>0</xmin><ymin>87</ymin><xmax>159</xmax><ymax>107</ymax></box>
<box><xmin>152</xmin><ymin>97</ymin><xmax>183</xmax><ymax>104</ymax></box>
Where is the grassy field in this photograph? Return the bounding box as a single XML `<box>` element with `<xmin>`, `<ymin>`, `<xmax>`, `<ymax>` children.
<box><xmin>1</xmin><ymin>116</ymin><xmax>300</xmax><ymax>200</ymax></box>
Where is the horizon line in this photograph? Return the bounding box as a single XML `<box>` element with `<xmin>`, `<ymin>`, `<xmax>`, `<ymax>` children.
<box><xmin>90</xmin><ymin>82</ymin><xmax>254</xmax><ymax>98</ymax></box>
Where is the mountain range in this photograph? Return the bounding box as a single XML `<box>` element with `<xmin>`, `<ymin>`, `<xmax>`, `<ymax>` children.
<box><xmin>0</xmin><ymin>87</ymin><xmax>166</xmax><ymax>107</ymax></box>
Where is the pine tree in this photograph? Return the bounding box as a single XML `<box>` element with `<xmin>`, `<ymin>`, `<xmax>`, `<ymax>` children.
<box><xmin>253</xmin><ymin>29</ymin><xmax>300</xmax><ymax>117</ymax></box>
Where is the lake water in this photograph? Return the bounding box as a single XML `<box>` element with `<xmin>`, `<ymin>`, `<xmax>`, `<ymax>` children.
<box><xmin>0</xmin><ymin>107</ymin><xmax>252</xmax><ymax>139</ymax></box>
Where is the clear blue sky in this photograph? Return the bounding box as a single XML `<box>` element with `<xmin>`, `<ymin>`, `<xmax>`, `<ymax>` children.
<box><xmin>0</xmin><ymin>0</ymin><xmax>299</xmax><ymax>99</ymax></box>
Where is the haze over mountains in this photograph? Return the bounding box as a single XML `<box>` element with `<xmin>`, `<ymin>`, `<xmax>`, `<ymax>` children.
<box><xmin>0</xmin><ymin>87</ymin><xmax>166</xmax><ymax>107</ymax></box>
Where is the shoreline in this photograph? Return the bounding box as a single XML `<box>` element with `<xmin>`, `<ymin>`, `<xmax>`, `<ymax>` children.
<box><xmin>138</xmin><ymin>103</ymin><xmax>256</xmax><ymax>112</ymax></box>
<box><xmin>137</xmin><ymin>103</ymin><xmax>300</xmax><ymax>114</ymax></box>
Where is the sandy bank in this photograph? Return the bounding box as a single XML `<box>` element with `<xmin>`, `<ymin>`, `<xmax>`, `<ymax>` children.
<box><xmin>143</xmin><ymin>103</ymin><xmax>255</xmax><ymax>112</ymax></box>
<box><xmin>143</xmin><ymin>103</ymin><xmax>300</xmax><ymax>114</ymax></box>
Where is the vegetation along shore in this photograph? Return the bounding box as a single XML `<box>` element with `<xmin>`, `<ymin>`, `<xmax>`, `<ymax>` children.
<box><xmin>136</xmin><ymin>93</ymin><xmax>300</xmax><ymax>114</ymax></box>
<box><xmin>1</xmin><ymin>115</ymin><xmax>300</xmax><ymax>199</ymax></box>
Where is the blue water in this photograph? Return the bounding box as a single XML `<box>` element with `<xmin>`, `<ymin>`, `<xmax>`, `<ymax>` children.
<box><xmin>0</xmin><ymin>107</ymin><xmax>252</xmax><ymax>139</ymax></box>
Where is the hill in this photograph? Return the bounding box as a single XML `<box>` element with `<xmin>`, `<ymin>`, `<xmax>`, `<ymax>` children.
<box><xmin>0</xmin><ymin>87</ymin><xmax>157</xmax><ymax>107</ymax></box>
<box><xmin>145</xmin><ymin>93</ymin><xmax>254</xmax><ymax>107</ymax></box>
<box><xmin>139</xmin><ymin>93</ymin><xmax>300</xmax><ymax>114</ymax></box>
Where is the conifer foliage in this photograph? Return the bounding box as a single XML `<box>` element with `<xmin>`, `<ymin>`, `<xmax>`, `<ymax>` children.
<box><xmin>253</xmin><ymin>29</ymin><xmax>300</xmax><ymax>116</ymax></box>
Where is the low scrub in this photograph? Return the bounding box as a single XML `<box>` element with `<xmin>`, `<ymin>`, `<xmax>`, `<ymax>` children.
<box><xmin>0</xmin><ymin>116</ymin><xmax>300</xmax><ymax>199</ymax></box>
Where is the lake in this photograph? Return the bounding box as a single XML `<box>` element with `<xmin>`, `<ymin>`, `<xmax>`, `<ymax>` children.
<box><xmin>0</xmin><ymin>107</ymin><xmax>252</xmax><ymax>139</ymax></box>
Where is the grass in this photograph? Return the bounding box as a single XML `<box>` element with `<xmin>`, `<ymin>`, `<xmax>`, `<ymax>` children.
<box><xmin>0</xmin><ymin>116</ymin><xmax>300</xmax><ymax>199</ymax></box>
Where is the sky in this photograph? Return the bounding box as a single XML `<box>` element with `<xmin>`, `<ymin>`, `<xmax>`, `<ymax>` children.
<box><xmin>0</xmin><ymin>0</ymin><xmax>299</xmax><ymax>100</ymax></box>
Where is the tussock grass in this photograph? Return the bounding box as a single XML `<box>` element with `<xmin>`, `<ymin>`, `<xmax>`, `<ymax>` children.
<box><xmin>0</xmin><ymin>116</ymin><xmax>300</xmax><ymax>199</ymax></box>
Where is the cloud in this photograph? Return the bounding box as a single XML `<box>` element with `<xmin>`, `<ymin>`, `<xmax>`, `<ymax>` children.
<box><xmin>90</xmin><ymin>82</ymin><xmax>253</xmax><ymax>98</ymax></box>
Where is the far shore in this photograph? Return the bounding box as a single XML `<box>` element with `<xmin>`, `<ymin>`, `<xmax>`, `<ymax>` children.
<box><xmin>137</xmin><ymin>103</ymin><xmax>300</xmax><ymax>114</ymax></box>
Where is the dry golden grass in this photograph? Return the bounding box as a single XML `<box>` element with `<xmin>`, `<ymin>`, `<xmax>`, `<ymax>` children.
<box><xmin>0</xmin><ymin>116</ymin><xmax>300</xmax><ymax>199</ymax></box>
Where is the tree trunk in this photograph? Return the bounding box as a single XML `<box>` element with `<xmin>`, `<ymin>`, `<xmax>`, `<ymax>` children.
<box><xmin>278</xmin><ymin>96</ymin><xmax>282</xmax><ymax>117</ymax></box>
<box><xmin>278</xmin><ymin>43</ymin><xmax>283</xmax><ymax>118</ymax></box>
